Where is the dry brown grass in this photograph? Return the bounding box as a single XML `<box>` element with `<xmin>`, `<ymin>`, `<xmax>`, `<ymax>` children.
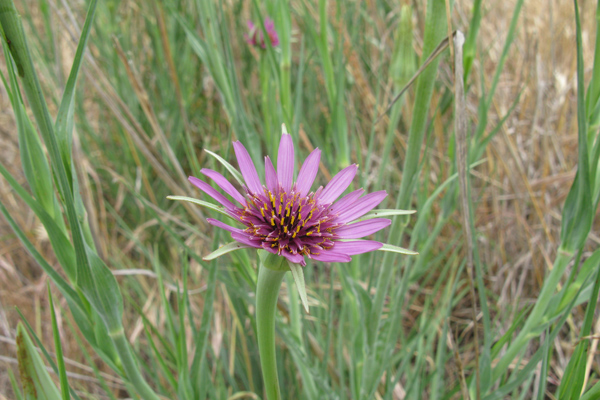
<box><xmin>0</xmin><ymin>0</ymin><xmax>599</xmax><ymax>398</ymax></box>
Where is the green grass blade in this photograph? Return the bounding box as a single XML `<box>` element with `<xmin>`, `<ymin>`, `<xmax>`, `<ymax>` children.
<box><xmin>54</xmin><ymin>0</ymin><xmax>97</xmax><ymax>179</ymax></box>
<box><xmin>16</xmin><ymin>308</ymin><xmax>84</xmax><ymax>400</ymax></box>
<box><xmin>47</xmin><ymin>283</ymin><xmax>71</xmax><ymax>400</ymax></box>
<box><xmin>203</xmin><ymin>241</ymin><xmax>254</xmax><ymax>261</ymax></box>
<box><xmin>463</xmin><ymin>0</ymin><xmax>482</xmax><ymax>79</ymax></box>
<box><xmin>0</xmin><ymin>0</ymin><xmax>125</xmax><ymax>334</ymax></box>
<box><xmin>15</xmin><ymin>322</ymin><xmax>62</xmax><ymax>400</ymax></box>
<box><xmin>204</xmin><ymin>149</ymin><xmax>245</xmax><ymax>186</ymax></box>
<box><xmin>7</xmin><ymin>367</ymin><xmax>24</xmax><ymax>400</ymax></box>
<box><xmin>167</xmin><ymin>195</ymin><xmax>237</xmax><ymax>221</ymax></box>
<box><xmin>559</xmin><ymin>0</ymin><xmax>592</xmax><ymax>253</ymax></box>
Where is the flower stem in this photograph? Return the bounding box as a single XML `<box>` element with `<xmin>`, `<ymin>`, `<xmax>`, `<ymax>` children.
<box><xmin>256</xmin><ymin>263</ymin><xmax>286</xmax><ymax>400</ymax></box>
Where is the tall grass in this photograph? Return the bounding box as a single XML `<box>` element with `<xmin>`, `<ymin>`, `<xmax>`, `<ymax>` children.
<box><xmin>0</xmin><ymin>0</ymin><xmax>599</xmax><ymax>399</ymax></box>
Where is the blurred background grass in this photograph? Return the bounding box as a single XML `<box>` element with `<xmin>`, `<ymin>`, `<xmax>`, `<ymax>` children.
<box><xmin>0</xmin><ymin>0</ymin><xmax>599</xmax><ymax>399</ymax></box>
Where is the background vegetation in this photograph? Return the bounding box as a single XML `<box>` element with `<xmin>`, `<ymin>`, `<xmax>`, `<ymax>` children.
<box><xmin>0</xmin><ymin>0</ymin><xmax>599</xmax><ymax>399</ymax></box>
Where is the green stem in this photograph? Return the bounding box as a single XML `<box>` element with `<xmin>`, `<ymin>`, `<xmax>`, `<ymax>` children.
<box><xmin>111</xmin><ymin>330</ymin><xmax>161</xmax><ymax>400</ymax></box>
<box><xmin>256</xmin><ymin>264</ymin><xmax>286</xmax><ymax>400</ymax></box>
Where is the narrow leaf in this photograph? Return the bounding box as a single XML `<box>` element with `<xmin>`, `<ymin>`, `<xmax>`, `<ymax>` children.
<box><xmin>378</xmin><ymin>243</ymin><xmax>419</xmax><ymax>256</ymax></box>
<box><xmin>203</xmin><ymin>241</ymin><xmax>253</xmax><ymax>261</ymax></box>
<box><xmin>354</xmin><ymin>209</ymin><xmax>416</xmax><ymax>222</ymax></box>
<box><xmin>16</xmin><ymin>323</ymin><xmax>62</xmax><ymax>400</ymax></box>
<box><xmin>204</xmin><ymin>149</ymin><xmax>244</xmax><ymax>186</ymax></box>
<box><xmin>167</xmin><ymin>195</ymin><xmax>237</xmax><ymax>221</ymax></box>
<box><xmin>47</xmin><ymin>283</ymin><xmax>71</xmax><ymax>400</ymax></box>
<box><xmin>288</xmin><ymin>261</ymin><xmax>309</xmax><ymax>313</ymax></box>
<box><xmin>54</xmin><ymin>0</ymin><xmax>98</xmax><ymax>181</ymax></box>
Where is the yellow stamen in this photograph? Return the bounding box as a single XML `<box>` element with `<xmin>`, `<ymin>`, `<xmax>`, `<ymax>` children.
<box><xmin>270</xmin><ymin>218</ymin><xmax>275</xmax><ymax>226</ymax></box>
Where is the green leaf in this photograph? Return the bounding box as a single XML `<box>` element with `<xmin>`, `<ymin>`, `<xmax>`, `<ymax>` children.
<box><xmin>2</xmin><ymin>39</ymin><xmax>60</xmax><ymax>225</ymax></box>
<box><xmin>167</xmin><ymin>195</ymin><xmax>237</xmax><ymax>221</ymax></box>
<box><xmin>0</xmin><ymin>0</ymin><xmax>126</xmax><ymax>339</ymax></box>
<box><xmin>78</xmin><ymin>246</ymin><xmax>124</xmax><ymax>332</ymax></box>
<box><xmin>354</xmin><ymin>209</ymin><xmax>416</xmax><ymax>223</ymax></box>
<box><xmin>0</xmin><ymin>200</ymin><xmax>90</xmax><ymax>333</ymax></box>
<box><xmin>0</xmin><ymin>161</ymin><xmax>76</xmax><ymax>280</ymax></box>
<box><xmin>204</xmin><ymin>149</ymin><xmax>244</xmax><ymax>186</ymax></box>
<box><xmin>7</xmin><ymin>367</ymin><xmax>24</xmax><ymax>400</ymax></box>
<box><xmin>203</xmin><ymin>241</ymin><xmax>253</xmax><ymax>261</ymax></box>
<box><xmin>259</xmin><ymin>250</ymin><xmax>288</xmax><ymax>271</ymax></box>
<box><xmin>47</xmin><ymin>283</ymin><xmax>71</xmax><ymax>400</ymax></box>
<box><xmin>288</xmin><ymin>261</ymin><xmax>309</xmax><ymax>313</ymax></box>
<box><xmin>560</xmin><ymin>0</ymin><xmax>593</xmax><ymax>252</ymax></box>
<box><xmin>16</xmin><ymin>323</ymin><xmax>62</xmax><ymax>400</ymax></box>
<box><xmin>378</xmin><ymin>243</ymin><xmax>419</xmax><ymax>256</ymax></box>
<box><xmin>54</xmin><ymin>0</ymin><xmax>97</xmax><ymax>181</ymax></box>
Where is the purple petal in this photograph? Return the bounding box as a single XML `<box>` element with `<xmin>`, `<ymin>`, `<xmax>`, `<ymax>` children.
<box><xmin>331</xmin><ymin>240</ymin><xmax>383</xmax><ymax>255</ymax></box>
<box><xmin>261</xmin><ymin>243</ymin><xmax>278</xmax><ymax>254</ymax></box>
<box><xmin>231</xmin><ymin>232</ymin><xmax>262</xmax><ymax>248</ymax></box>
<box><xmin>336</xmin><ymin>190</ymin><xmax>387</xmax><ymax>223</ymax></box>
<box><xmin>310</xmin><ymin>251</ymin><xmax>351</xmax><ymax>263</ymax></box>
<box><xmin>282</xmin><ymin>250</ymin><xmax>306</xmax><ymax>266</ymax></box>
<box><xmin>189</xmin><ymin>176</ymin><xmax>235</xmax><ymax>210</ymax></box>
<box><xmin>329</xmin><ymin>188</ymin><xmax>364</xmax><ymax>214</ymax></box>
<box><xmin>265</xmin><ymin>156</ymin><xmax>278</xmax><ymax>194</ymax></box>
<box><xmin>318</xmin><ymin>164</ymin><xmax>358</xmax><ymax>205</ymax></box>
<box><xmin>335</xmin><ymin>219</ymin><xmax>391</xmax><ymax>239</ymax></box>
<box><xmin>233</xmin><ymin>141</ymin><xmax>263</xmax><ymax>195</ymax></box>
<box><xmin>295</xmin><ymin>148</ymin><xmax>321</xmax><ymax>197</ymax></box>
<box><xmin>201</xmin><ymin>168</ymin><xmax>246</xmax><ymax>205</ymax></box>
<box><xmin>277</xmin><ymin>132</ymin><xmax>294</xmax><ymax>192</ymax></box>
<box><xmin>207</xmin><ymin>218</ymin><xmax>244</xmax><ymax>234</ymax></box>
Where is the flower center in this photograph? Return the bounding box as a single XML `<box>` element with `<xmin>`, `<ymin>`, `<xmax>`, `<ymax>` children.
<box><xmin>240</xmin><ymin>189</ymin><xmax>340</xmax><ymax>256</ymax></box>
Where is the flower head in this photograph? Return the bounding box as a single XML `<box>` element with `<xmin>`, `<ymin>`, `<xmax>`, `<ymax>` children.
<box><xmin>181</xmin><ymin>125</ymin><xmax>413</xmax><ymax>267</ymax></box>
<box><xmin>245</xmin><ymin>18</ymin><xmax>279</xmax><ymax>48</ymax></box>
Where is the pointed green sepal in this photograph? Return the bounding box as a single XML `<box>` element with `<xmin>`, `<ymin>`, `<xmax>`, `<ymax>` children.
<box><xmin>204</xmin><ymin>149</ymin><xmax>245</xmax><ymax>186</ymax></box>
<box><xmin>259</xmin><ymin>250</ymin><xmax>288</xmax><ymax>272</ymax></box>
<box><xmin>287</xmin><ymin>260</ymin><xmax>309</xmax><ymax>313</ymax></box>
<box><xmin>167</xmin><ymin>195</ymin><xmax>237</xmax><ymax>221</ymax></box>
<box><xmin>354</xmin><ymin>208</ymin><xmax>416</xmax><ymax>222</ymax></box>
<box><xmin>203</xmin><ymin>241</ymin><xmax>253</xmax><ymax>261</ymax></box>
<box><xmin>378</xmin><ymin>243</ymin><xmax>419</xmax><ymax>256</ymax></box>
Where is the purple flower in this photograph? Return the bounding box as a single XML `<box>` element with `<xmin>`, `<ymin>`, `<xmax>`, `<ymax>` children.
<box><xmin>245</xmin><ymin>18</ymin><xmax>279</xmax><ymax>48</ymax></box>
<box><xmin>185</xmin><ymin>126</ymin><xmax>402</xmax><ymax>267</ymax></box>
